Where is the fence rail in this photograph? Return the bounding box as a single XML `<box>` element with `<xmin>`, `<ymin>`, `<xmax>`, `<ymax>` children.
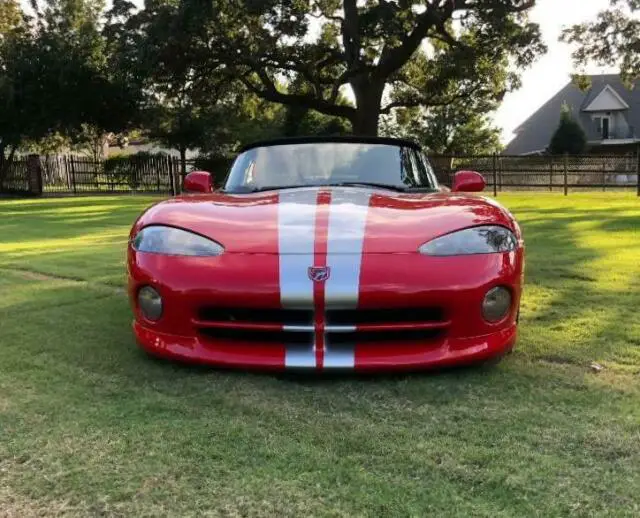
<box><xmin>431</xmin><ymin>153</ymin><xmax>640</xmax><ymax>195</ymax></box>
<box><xmin>1</xmin><ymin>152</ymin><xmax>639</xmax><ymax>197</ymax></box>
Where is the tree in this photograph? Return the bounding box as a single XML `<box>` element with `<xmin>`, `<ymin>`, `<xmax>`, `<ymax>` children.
<box><xmin>548</xmin><ymin>104</ymin><xmax>587</xmax><ymax>155</ymax></box>
<box><xmin>0</xmin><ymin>0</ymin><xmax>26</xmax><ymax>181</ymax></box>
<box><xmin>0</xmin><ymin>0</ymin><xmax>140</xmax><ymax>184</ymax></box>
<box><xmin>382</xmin><ymin>39</ymin><xmax>506</xmax><ymax>155</ymax></box>
<box><xmin>562</xmin><ymin>0</ymin><xmax>640</xmax><ymax>84</ymax></box>
<box><xmin>114</xmin><ymin>0</ymin><xmax>291</xmax><ymax>171</ymax></box>
<box><xmin>280</xmin><ymin>77</ymin><xmax>351</xmax><ymax>136</ymax></box>
<box><xmin>204</xmin><ymin>0</ymin><xmax>545</xmax><ymax>135</ymax></box>
<box><xmin>389</xmin><ymin>104</ymin><xmax>501</xmax><ymax>155</ymax></box>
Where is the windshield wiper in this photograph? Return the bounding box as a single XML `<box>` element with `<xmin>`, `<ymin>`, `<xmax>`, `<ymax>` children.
<box><xmin>324</xmin><ymin>182</ymin><xmax>406</xmax><ymax>191</ymax></box>
<box><xmin>327</xmin><ymin>182</ymin><xmax>436</xmax><ymax>192</ymax></box>
<box><xmin>223</xmin><ymin>185</ymin><xmax>309</xmax><ymax>194</ymax></box>
<box><xmin>225</xmin><ymin>183</ymin><xmax>436</xmax><ymax>194</ymax></box>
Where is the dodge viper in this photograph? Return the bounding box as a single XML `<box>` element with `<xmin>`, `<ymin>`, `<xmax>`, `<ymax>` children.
<box><xmin>128</xmin><ymin>136</ymin><xmax>524</xmax><ymax>371</ymax></box>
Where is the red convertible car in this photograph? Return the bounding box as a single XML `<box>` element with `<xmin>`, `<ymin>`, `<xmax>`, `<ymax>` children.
<box><xmin>128</xmin><ymin>137</ymin><xmax>524</xmax><ymax>371</ymax></box>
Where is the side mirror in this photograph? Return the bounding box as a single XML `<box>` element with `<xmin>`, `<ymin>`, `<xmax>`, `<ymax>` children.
<box><xmin>184</xmin><ymin>171</ymin><xmax>213</xmax><ymax>194</ymax></box>
<box><xmin>452</xmin><ymin>170</ymin><xmax>485</xmax><ymax>193</ymax></box>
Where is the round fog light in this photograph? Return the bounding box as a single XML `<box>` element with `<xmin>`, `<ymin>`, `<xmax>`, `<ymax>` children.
<box><xmin>138</xmin><ymin>286</ymin><xmax>163</xmax><ymax>321</ymax></box>
<box><xmin>482</xmin><ymin>286</ymin><xmax>512</xmax><ymax>323</ymax></box>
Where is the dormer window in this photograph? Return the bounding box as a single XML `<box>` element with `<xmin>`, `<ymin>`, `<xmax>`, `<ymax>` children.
<box><xmin>594</xmin><ymin>114</ymin><xmax>612</xmax><ymax>139</ymax></box>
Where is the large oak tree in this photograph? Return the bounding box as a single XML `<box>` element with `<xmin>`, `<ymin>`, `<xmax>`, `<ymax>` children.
<box><xmin>205</xmin><ymin>0</ymin><xmax>545</xmax><ymax>135</ymax></box>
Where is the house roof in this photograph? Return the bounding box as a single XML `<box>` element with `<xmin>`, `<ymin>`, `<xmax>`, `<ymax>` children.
<box><xmin>583</xmin><ymin>84</ymin><xmax>630</xmax><ymax>111</ymax></box>
<box><xmin>504</xmin><ymin>75</ymin><xmax>640</xmax><ymax>155</ymax></box>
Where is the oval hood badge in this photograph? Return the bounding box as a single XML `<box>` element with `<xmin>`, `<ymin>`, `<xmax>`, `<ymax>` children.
<box><xmin>308</xmin><ymin>266</ymin><xmax>331</xmax><ymax>282</ymax></box>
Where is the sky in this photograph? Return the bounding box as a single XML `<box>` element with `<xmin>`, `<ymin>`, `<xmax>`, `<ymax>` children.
<box><xmin>495</xmin><ymin>0</ymin><xmax>617</xmax><ymax>144</ymax></box>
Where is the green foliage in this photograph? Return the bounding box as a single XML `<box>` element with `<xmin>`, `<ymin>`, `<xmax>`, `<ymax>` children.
<box><xmin>103</xmin><ymin>151</ymin><xmax>170</xmax><ymax>189</ymax></box>
<box><xmin>562</xmin><ymin>0</ymin><xmax>640</xmax><ymax>84</ymax></box>
<box><xmin>384</xmin><ymin>47</ymin><xmax>505</xmax><ymax>156</ymax></box>
<box><xmin>548</xmin><ymin>104</ymin><xmax>588</xmax><ymax>155</ymax></box>
<box><xmin>203</xmin><ymin>0</ymin><xmax>545</xmax><ymax>134</ymax></box>
<box><xmin>392</xmin><ymin>106</ymin><xmax>502</xmax><ymax>155</ymax></box>
<box><xmin>192</xmin><ymin>155</ymin><xmax>234</xmax><ymax>184</ymax></box>
<box><xmin>281</xmin><ymin>105</ymin><xmax>350</xmax><ymax>137</ymax></box>
<box><xmin>0</xmin><ymin>0</ymin><xmax>140</xmax><ymax>183</ymax></box>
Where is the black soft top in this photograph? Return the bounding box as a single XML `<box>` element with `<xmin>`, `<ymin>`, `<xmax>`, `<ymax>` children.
<box><xmin>239</xmin><ymin>135</ymin><xmax>421</xmax><ymax>153</ymax></box>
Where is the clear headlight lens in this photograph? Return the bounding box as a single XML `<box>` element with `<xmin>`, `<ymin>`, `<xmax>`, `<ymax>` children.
<box><xmin>419</xmin><ymin>225</ymin><xmax>518</xmax><ymax>256</ymax></box>
<box><xmin>132</xmin><ymin>225</ymin><xmax>224</xmax><ymax>256</ymax></box>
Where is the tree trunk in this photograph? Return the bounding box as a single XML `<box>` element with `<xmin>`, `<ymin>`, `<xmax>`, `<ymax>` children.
<box><xmin>350</xmin><ymin>80</ymin><xmax>384</xmax><ymax>136</ymax></box>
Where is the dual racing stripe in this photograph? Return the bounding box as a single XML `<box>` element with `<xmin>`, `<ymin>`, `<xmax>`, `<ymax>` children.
<box><xmin>278</xmin><ymin>188</ymin><xmax>371</xmax><ymax>369</ymax></box>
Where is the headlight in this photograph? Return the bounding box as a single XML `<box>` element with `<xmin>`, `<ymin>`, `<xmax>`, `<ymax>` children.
<box><xmin>132</xmin><ymin>225</ymin><xmax>224</xmax><ymax>256</ymax></box>
<box><xmin>138</xmin><ymin>286</ymin><xmax>163</xmax><ymax>320</ymax></box>
<box><xmin>482</xmin><ymin>286</ymin><xmax>512</xmax><ymax>322</ymax></box>
<box><xmin>419</xmin><ymin>225</ymin><xmax>517</xmax><ymax>256</ymax></box>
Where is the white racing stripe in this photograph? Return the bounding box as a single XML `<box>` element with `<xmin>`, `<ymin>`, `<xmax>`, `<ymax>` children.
<box><xmin>278</xmin><ymin>189</ymin><xmax>318</xmax><ymax>368</ymax></box>
<box><xmin>324</xmin><ymin>189</ymin><xmax>372</xmax><ymax>369</ymax></box>
<box><xmin>277</xmin><ymin>187</ymin><xmax>372</xmax><ymax>370</ymax></box>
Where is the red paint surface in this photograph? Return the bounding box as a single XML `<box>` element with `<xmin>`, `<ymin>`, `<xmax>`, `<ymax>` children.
<box><xmin>129</xmin><ymin>187</ymin><xmax>525</xmax><ymax>371</ymax></box>
<box><xmin>452</xmin><ymin>170</ymin><xmax>486</xmax><ymax>193</ymax></box>
<box><xmin>131</xmin><ymin>190</ymin><xmax>519</xmax><ymax>254</ymax></box>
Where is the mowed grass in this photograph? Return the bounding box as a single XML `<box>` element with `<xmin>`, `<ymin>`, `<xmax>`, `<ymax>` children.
<box><xmin>1</xmin><ymin>193</ymin><xmax>639</xmax><ymax>517</ymax></box>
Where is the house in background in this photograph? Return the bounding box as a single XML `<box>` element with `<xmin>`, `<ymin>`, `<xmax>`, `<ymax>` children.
<box><xmin>505</xmin><ymin>75</ymin><xmax>640</xmax><ymax>155</ymax></box>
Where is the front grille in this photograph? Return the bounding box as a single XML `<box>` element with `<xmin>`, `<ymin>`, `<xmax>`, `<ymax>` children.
<box><xmin>326</xmin><ymin>307</ymin><xmax>445</xmax><ymax>325</ymax></box>
<box><xmin>198</xmin><ymin>307</ymin><xmax>313</xmax><ymax>326</ymax></box>
<box><xmin>198</xmin><ymin>327</ymin><xmax>312</xmax><ymax>344</ymax></box>
<box><xmin>328</xmin><ymin>328</ymin><xmax>446</xmax><ymax>343</ymax></box>
<box><xmin>195</xmin><ymin>305</ymin><xmax>449</xmax><ymax>346</ymax></box>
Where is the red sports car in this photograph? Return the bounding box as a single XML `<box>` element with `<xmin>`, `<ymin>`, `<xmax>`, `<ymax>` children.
<box><xmin>128</xmin><ymin>137</ymin><xmax>524</xmax><ymax>371</ymax></box>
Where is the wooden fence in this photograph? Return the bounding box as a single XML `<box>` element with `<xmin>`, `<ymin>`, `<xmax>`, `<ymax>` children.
<box><xmin>1</xmin><ymin>152</ymin><xmax>639</xmax><ymax>196</ymax></box>
<box><xmin>431</xmin><ymin>153</ymin><xmax>640</xmax><ymax>195</ymax></box>
<box><xmin>39</xmin><ymin>155</ymin><xmax>183</xmax><ymax>195</ymax></box>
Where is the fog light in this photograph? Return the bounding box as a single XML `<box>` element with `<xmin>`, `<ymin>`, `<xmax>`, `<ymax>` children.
<box><xmin>482</xmin><ymin>286</ymin><xmax>511</xmax><ymax>322</ymax></box>
<box><xmin>138</xmin><ymin>286</ymin><xmax>162</xmax><ymax>321</ymax></box>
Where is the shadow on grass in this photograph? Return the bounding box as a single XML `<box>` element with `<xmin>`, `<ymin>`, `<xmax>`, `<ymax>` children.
<box><xmin>513</xmin><ymin>203</ymin><xmax>640</xmax><ymax>367</ymax></box>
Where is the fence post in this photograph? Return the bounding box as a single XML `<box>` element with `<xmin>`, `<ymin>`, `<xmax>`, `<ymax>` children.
<box><xmin>563</xmin><ymin>153</ymin><xmax>568</xmax><ymax>196</ymax></box>
<box><xmin>26</xmin><ymin>154</ymin><xmax>43</xmax><ymax>196</ymax></box>
<box><xmin>171</xmin><ymin>156</ymin><xmax>178</xmax><ymax>196</ymax></box>
<box><xmin>549</xmin><ymin>155</ymin><xmax>553</xmax><ymax>192</ymax></box>
<box><xmin>636</xmin><ymin>147</ymin><xmax>640</xmax><ymax>197</ymax></box>
<box><xmin>156</xmin><ymin>157</ymin><xmax>161</xmax><ymax>192</ymax></box>
<box><xmin>69</xmin><ymin>156</ymin><xmax>77</xmax><ymax>194</ymax></box>
<box><xmin>492</xmin><ymin>153</ymin><xmax>498</xmax><ymax>197</ymax></box>
<box><xmin>602</xmin><ymin>156</ymin><xmax>606</xmax><ymax>192</ymax></box>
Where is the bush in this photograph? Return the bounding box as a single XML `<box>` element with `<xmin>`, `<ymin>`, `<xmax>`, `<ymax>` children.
<box><xmin>549</xmin><ymin>104</ymin><xmax>587</xmax><ymax>155</ymax></box>
<box><xmin>192</xmin><ymin>155</ymin><xmax>234</xmax><ymax>185</ymax></box>
<box><xmin>104</xmin><ymin>151</ymin><xmax>171</xmax><ymax>189</ymax></box>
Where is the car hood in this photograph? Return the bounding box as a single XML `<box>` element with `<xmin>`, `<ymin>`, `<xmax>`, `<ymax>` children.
<box><xmin>134</xmin><ymin>187</ymin><xmax>518</xmax><ymax>254</ymax></box>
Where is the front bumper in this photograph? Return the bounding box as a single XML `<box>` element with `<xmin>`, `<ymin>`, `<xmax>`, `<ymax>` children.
<box><xmin>134</xmin><ymin>321</ymin><xmax>517</xmax><ymax>372</ymax></box>
<box><xmin>128</xmin><ymin>249</ymin><xmax>523</xmax><ymax>371</ymax></box>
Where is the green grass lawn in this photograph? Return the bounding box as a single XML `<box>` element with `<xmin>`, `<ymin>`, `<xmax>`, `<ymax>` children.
<box><xmin>1</xmin><ymin>193</ymin><xmax>639</xmax><ymax>517</ymax></box>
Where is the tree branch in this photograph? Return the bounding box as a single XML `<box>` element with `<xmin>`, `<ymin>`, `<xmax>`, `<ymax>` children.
<box><xmin>310</xmin><ymin>1</ymin><xmax>343</xmax><ymax>22</ymax></box>
<box><xmin>380</xmin><ymin>84</ymin><xmax>486</xmax><ymax>114</ymax></box>
<box><xmin>240</xmin><ymin>73</ymin><xmax>356</xmax><ymax>120</ymax></box>
<box><xmin>376</xmin><ymin>0</ymin><xmax>536</xmax><ymax>78</ymax></box>
<box><xmin>376</xmin><ymin>5</ymin><xmax>444</xmax><ymax>77</ymax></box>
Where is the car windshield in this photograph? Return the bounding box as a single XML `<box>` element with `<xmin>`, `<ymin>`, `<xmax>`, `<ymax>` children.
<box><xmin>223</xmin><ymin>141</ymin><xmax>439</xmax><ymax>193</ymax></box>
